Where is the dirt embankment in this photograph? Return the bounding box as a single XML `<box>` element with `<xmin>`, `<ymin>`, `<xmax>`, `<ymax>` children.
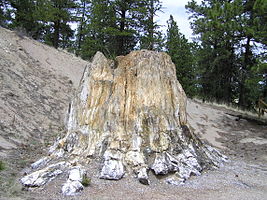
<box><xmin>187</xmin><ymin>99</ymin><xmax>267</xmax><ymax>163</ymax></box>
<box><xmin>0</xmin><ymin>27</ymin><xmax>266</xmax><ymax>200</ymax></box>
<box><xmin>0</xmin><ymin>27</ymin><xmax>87</xmax><ymax>197</ymax></box>
<box><xmin>0</xmin><ymin>28</ymin><xmax>87</xmax><ymax>155</ymax></box>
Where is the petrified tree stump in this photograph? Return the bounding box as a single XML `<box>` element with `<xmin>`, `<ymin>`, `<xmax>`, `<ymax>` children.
<box><xmin>21</xmin><ymin>50</ymin><xmax>227</xmax><ymax>195</ymax></box>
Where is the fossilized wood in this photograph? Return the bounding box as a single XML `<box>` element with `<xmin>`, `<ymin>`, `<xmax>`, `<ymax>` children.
<box><xmin>21</xmin><ymin>50</ymin><xmax>227</xmax><ymax>195</ymax></box>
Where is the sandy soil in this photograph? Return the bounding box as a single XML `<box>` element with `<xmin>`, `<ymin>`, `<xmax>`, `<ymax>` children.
<box><xmin>0</xmin><ymin>27</ymin><xmax>266</xmax><ymax>200</ymax></box>
<box><xmin>0</xmin><ymin>27</ymin><xmax>87</xmax><ymax>156</ymax></box>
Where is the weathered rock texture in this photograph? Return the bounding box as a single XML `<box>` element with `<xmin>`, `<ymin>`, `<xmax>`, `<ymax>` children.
<box><xmin>21</xmin><ymin>50</ymin><xmax>227</xmax><ymax>195</ymax></box>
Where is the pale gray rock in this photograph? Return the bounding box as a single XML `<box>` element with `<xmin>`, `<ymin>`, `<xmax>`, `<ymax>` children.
<box><xmin>31</xmin><ymin>157</ymin><xmax>51</xmax><ymax>169</ymax></box>
<box><xmin>62</xmin><ymin>180</ymin><xmax>84</xmax><ymax>196</ymax></box>
<box><xmin>100</xmin><ymin>159</ymin><xmax>125</xmax><ymax>180</ymax></box>
<box><xmin>166</xmin><ymin>177</ymin><xmax>185</xmax><ymax>186</ymax></box>
<box><xmin>21</xmin><ymin>166</ymin><xmax>63</xmax><ymax>187</ymax></box>
<box><xmin>68</xmin><ymin>167</ymin><xmax>83</xmax><ymax>182</ymax></box>
<box><xmin>151</xmin><ymin>153</ymin><xmax>171</xmax><ymax>175</ymax></box>
<box><xmin>61</xmin><ymin>167</ymin><xmax>84</xmax><ymax>196</ymax></box>
<box><xmin>21</xmin><ymin>161</ymin><xmax>68</xmax><ymax>187</ymax></box>
<box><xmin>137</xmin><ymin>167</ymin><xmax>150</xmax><ymax>185</ymax></box>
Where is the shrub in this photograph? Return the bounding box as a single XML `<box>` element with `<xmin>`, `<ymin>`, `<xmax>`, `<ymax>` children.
<box><xmin>0</xmin><ymin>161</ymin><xmax>5</xmax><ymax>171</ymax></box>
<box><xmin>81</xmin><ymin>174</ymin><xmax>91</xmax><ymax>187</ymax></box>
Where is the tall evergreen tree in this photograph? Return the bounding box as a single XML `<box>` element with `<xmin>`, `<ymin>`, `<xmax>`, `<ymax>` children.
<box><xmin>45</xmin><ymin>0</ymin><xmax>77</xmax><ymax>49</ymax></box>
<box><xmin>80</xmin><ymin>0</ymin><xmax>115</xmax><ymax>59</ymax></box>
<box><xmin>238</xmin><ymin>0</ymin><xmax>267</xmax><ymax>107</ymax></box>
<box><xmin>237</xmin><ymin>0</ymin><xmax>256</xmax><ymax>107</ymax></box>
<box><xmin>0</xmin><ymin>1</ymin><xmax>4</xmax><ymax>24</ymax></box>
<box><xmin>81</xmin><ymin>0</ymin><xmax>148</xmax><ymax>59</ymax></box>
<box><xmin>252</xmin><ymin>0</ymin><xmax>267</xmax><ymax>47</ymax></box>
<box><xmin>186</xmin><ymin>0</ymin><xmax>266</xmax><ymax>108</ymax></box>
<box><xmin>186</xmin><ymin>0</ymin><xmax>242</xmax><ymax>103</ymax></box>
<box><xmin>79</xmin><ymin>0</ymin><xmax>164</xmax><ymax>59</ymax></box>
<box><xmin>0</xmin><ymin>0</ymin><xmax>11</xmax><ymax>27</ymax></box>
<box><xmin>4</xmin><ymin>0</ymin><xmax>77</xmax><ymax>48</ymax></box>
<box><xmin>166</xmin><ymin>15</ymin><xmax>197</xmax><ymax>96</ymax></box>
<box><xmin>75</xmin><ymin>0</ymin><xmax>91</xmax><ymax>55</ymax></box>
<box><xmin>111</xmin><ymin>0</ymin><xmax>139</xmax><ymax>55</ymax></box>
<box><xmin>7</xmin><ymin>0</ymin><xmax>45</xmax><ymax>39</ymax></box>
<box><xmin>139</xmin><ymin>0</ymin><xmax>163</xmax><ymax>50</ymax></box>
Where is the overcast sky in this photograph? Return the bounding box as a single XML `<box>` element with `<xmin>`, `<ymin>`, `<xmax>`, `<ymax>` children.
<box><xmin>156</xmin><ymin>0</ymin><xmax>202</xmax><ymax>40</ymax></box>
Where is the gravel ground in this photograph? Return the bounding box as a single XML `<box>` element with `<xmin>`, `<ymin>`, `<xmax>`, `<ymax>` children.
<box><xmin>9</xmin><ymin>157</ymin><xmax>267</xmax><ymax>200</ymax></box>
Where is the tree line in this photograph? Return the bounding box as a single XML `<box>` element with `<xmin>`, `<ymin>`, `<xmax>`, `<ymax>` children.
<box><xmin>186</xmin><ymin>0</ymin><xmax>266</xmax><ymax>109</ymax></box>
<box><xmin>0</xmin><ymin>0</ymin><xmax>266</xmax><ymax>110</ymax></box>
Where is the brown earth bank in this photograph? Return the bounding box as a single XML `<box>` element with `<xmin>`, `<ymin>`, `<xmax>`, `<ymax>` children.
<box><xmin>0</xmin><ymin>27</ymin><xmax>266</xmax><ymax>200</ymax></box>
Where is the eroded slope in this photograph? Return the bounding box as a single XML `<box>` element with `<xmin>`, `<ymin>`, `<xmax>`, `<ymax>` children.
<box><xmin>0</xmin><ymin>27</ymin><xmax>87</xmax><ymax>156</ymax></box>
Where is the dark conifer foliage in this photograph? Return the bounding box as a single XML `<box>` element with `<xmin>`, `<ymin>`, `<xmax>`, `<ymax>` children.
<box><xmin>186</xmin><ymin>0</ymin><xmax>266</xmax><ymax>108</ymax></box>
<box><xmin>0</xmin><ymin>0</ymin><xmax>11</xmax><ymax>27</ymax></box>
<box><xmin>139</xmin><ymin>0</ymin><xmax>164</xmax><ymax>50</ymax></box>
<box><xmin>3</xmin><ymin>0</ymin><xmax>77</xmax><ymax>48</ymax></box>
<box><xmin>7</xmin><ymin>0</ymin><xmax>44</xmax><ymax>39</ymax></box>
<box><xmin>166</xmin><ymin>15</ymin><xmax>197</xmax><ymax>97</ymax></box>
<box><xmin>79</xmin><ymin>0</ymin><xmax>164</xmax><ymax>59</ymax></box>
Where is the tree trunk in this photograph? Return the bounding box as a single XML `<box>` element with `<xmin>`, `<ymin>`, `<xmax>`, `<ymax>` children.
<box><xmin>20</xmin><ymin>50</ymin><xmax>227</xmax><ymax>195</ymax></box>
<box><xmin>147</xmin><ymin>0</ymin><xmax>154</xmax><ymax>50</ymax></box>
<box><xmin>77</xmin><ymin>1</ymin><xmax>86</xmax><ymax>52</ymax></box>
<box><xmin>117</xmin><ymin>8</ymin><xmax>126</xmax><ymax>55</ymax></box>
<box><xmin>239</xmin><ymin>36</ymin><xmax>251</xmax><ymax>107</ymax></box>
<box><xmin>53</xmin><ymin>19</ymin><xmax>60</xmax><ymax>49</ymax></box>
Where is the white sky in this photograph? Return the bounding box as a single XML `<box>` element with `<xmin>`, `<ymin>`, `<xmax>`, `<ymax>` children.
<box><xmin>156</xmin><ymin>0</ymin><xmax>202</xmax><ymax>41</ymax></box>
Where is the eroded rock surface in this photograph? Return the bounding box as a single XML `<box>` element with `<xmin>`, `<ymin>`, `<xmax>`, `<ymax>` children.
<box><xmin>21</xmin><ymin>50</ymin><xmax>227</xmax><ymax>195</ymax></box>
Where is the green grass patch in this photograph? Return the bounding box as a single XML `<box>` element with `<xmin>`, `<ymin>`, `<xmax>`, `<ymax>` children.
<box><xmin>81</xmin><ymin>174</ymin><xmax>91</xmax><ymax>187</ymax></box>
<box><xmin>0</xmin><ymin>161</ymin><xmax>5</xmax><ymax>171</ymax></box>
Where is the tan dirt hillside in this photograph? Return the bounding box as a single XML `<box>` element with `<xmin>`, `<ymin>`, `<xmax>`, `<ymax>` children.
<box><xmin>0</xmin><ymin>27</ymin><xmax>266</xmax><ymax>200</ymax></box>
<box><xmin>0</xmin><ymin>27</ymin><xmax>87</xmax><ymax>155</ymax></box>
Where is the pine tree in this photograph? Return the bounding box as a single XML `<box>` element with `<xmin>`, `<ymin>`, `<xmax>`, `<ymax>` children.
<box><xmin>253</xmin><ymin>0</ymin><xmax>267</xmax><ymax>47</ymax></box>
<box><xmin>111</xmin><ymin>0</ymin><xmax>139</xmax><ymax>55</ymax></box>
<box><xmin>139</xmin><ymin>0</ymin><xmax>163</xmax><ymax>50</ymax></box>
<box><xmin>237</xmin><ymin>0</ymin><xmax>256</xmax><ymax>107</ymax></box>
<box><xmin>7</xmin><ymin>0</ymin><xmax>45</xmax><ymax>39</ymax></box>
<box><xmin>186</xmin><ymin>0</ymin><xmax>266</xmax><ymax>108</ymax></box>
<box><xmin>75</xmin><ymin>0</ymin><xmax>91</xmax><ymax>55</ymax></box>
<box><xmin>80</xmin><ymin>0</ymin><xmax>115</xmax><ymax>59</ymax></box>
<box><xmin>238</xmin><ymin>0</ymin><xmax>267</xmax><ymax>107</ymax></box>
<box><xmin>166</xmin><ymin>15</ymin><xmax>197</xmax><ymax>97</ymax></box>
<box><xmin>0</xmin><ymin>0</ymin><xmax>10</xmax><ymax>27</ymax></box>
<box><xmin>81</xmin><ymin>0</ymin><xmax>142</xmax><ymax>59</ymax></box>
<box><xmin>4</xmin><ymin>0</ymin><xmax>77</xmax><ymax>48</ymax></box>
<box><xmin>186</xmin><ymin>0</ymin><xmax>241</xmax><ymax>103</ymax></box>
<box><xmin>46</xmin><ymin>0</ymin><xmax>77</xmax><ymax>49</ymax></box>
<box><xmin>79</xmin><ymin>0</ymin><xmax>165</xmax><ymax>59</ymax></box>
